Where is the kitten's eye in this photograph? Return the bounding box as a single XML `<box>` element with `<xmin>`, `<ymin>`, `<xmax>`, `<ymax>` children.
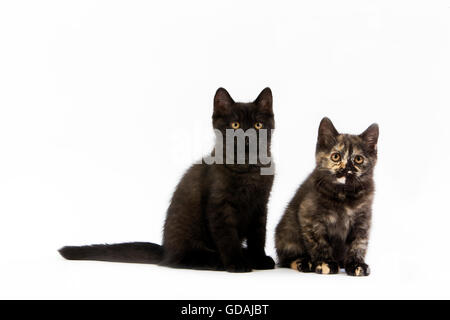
<box><xmin>254</xmin><ymin>122</ymin><xmax>263</xmax><ymax>130</ymax></box>
<box><xmin>231</xmin><ymin>122</ymin><xmax>240</xmax><ymax>129</ymax></box>
<box><xmin>331</xmin><ymin>152</ymin><xmax>341</xmax><ymax>162</ymax></box>
<box><xmin>354</xmin><ymin>155</ymin><xmax>364</xmax><ymax>164</ymax></box>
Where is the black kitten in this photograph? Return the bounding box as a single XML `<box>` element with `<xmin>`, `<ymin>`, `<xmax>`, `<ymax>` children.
<box><xmin>275</xmin><ymin>117</ymin><xmax>378</xmax><ymax>276</ymax></box>
<box><xmin>59</xmin><ymin>88</ymin><xmax>276</xmax><ymax>273</ymax></box>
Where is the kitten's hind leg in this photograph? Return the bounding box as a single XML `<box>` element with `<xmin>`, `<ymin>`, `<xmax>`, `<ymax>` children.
<box><xmin>277</xmin><ymin>249</ymin><xmax>313</xmax><ymax>273</ymax></box>
<box><xmin>289</xmin><ymin>256</ymin><xmax>313</xmax><ymax>273</ymax></box>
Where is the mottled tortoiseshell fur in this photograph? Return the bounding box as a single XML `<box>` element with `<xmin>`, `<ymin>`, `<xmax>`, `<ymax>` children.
<box><xmin>275</xmin><ymin>117</ymin><xmax>379</xmax><ymax>276</ymax></box>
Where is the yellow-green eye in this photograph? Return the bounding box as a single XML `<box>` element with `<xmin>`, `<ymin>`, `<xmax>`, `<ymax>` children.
<box><xmin>331</xmin><ymin>152</ymin><xmax>341</xmax><ymax>162</ymax></box>
<box><xmin>354</xmin><ymin>155</ymin><xmax>364</xmax><ymax>164</ymax></box>
<box><xmin>231</xmin><ymin>122</ymin><xmax>240</xmax><ymax>129</ymax></box>
<box><xmin>254</xmin><ymin>122</ymin><xmax>263</xmax><ymax>130</ymax></box>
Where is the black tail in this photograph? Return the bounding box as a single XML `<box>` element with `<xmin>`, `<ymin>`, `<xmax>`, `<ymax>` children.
<box><xmin>58</xmin><ymin>242</ymin><xmax>164</xmax><ymax>264</ymax></box>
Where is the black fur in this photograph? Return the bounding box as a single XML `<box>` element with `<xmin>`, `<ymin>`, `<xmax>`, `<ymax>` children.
<box><xmin>59</xmin><ymin>88</ymin><xmax>275</xmax><ymax>273</ymax></box>
<box><xmin>59</xmin><ymin>242</ymin><xmax>163</xmax><ymax>264</ymax></box>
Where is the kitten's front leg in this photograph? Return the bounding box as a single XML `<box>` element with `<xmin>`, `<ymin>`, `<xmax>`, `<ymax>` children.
<box><xmin>209</xmin><ymin>205</ymin><xmax>252</xmax><ymax>273</ymax></box>
<box><xmin>302</xmin><ymin>223</ymin><xmax>339</xmax><ymax>275</ymax></box>
<box><xmin>245</xmin><ymin>208</ymin><xmax>275</xmax><ymax>270</ymax></box>
<box><xmin>345</xmin><ymin>219</ymin><xmax>370</xmax><ymax>276</ymax></box>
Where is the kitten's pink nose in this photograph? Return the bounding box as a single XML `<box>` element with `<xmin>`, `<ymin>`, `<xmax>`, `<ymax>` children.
<box><xmin>347</xmin><ymin>171</ymin><xmax>352</xmax><ymax>174</ymax></box>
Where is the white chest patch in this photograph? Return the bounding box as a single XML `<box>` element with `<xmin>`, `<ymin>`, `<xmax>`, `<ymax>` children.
<box><xmin>336</xmin><ymin>177</ymin><xmax>346</xmax><ymax>184</ymax></box>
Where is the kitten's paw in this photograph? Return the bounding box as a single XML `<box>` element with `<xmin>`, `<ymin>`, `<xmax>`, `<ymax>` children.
<box><xmin>251</xmin><ymin>255</ymin><xmax>275</xmax><ymax>270</ymax></box>
<box><xmin>226</xmin><ymin>260</ymin><xmax>252</xmax><ymax>273</ymax></box>
<box><xmin>345</xmin><ymin>261</ymin><xmax>370</xmax><ymax>276</ymax></box>
<box><xmin>290</xmin><ymin>258</ymin><xmax>313</xmax><ymax>272</ymax></box>
<box><xmin>314</xmin><ymin>261</ymin><xmax>339</xmax><ymax>274</ymax></box>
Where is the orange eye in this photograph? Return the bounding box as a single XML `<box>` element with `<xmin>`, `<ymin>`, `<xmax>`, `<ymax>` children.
<box><xmin>331</xmin><ymin>152</ymin><xmax>341</xmax><ymax>162</ymax></box>
<box><xmin>354</xmin><ymin>155</ymin><xmax>364</xmax><ymax>164</ymax></box>
<box><xmin>231</xmin><ymin>122</ymin><xmax>240</xmax><ymax>129</ymax></box>
<box><xmin>254</xmin><ymin>122</ymin><xmax>263</xmax><ymax>130</ymax></box>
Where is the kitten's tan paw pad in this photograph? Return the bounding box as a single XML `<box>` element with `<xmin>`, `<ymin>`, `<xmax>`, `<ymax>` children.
<box><xmin>316</xmin><ymin>263</ymin><xmax>330</xmax><ymax>274</ymax></box>
<box><xmin>345</xmin><ymin>262</ymin><xmax>370</xmax><ymax>276</ymax></box>
<box><xmin>290</xmin><ymin>258</ymin><xmax>313</xmax><ymax>272</ymax></box>
<box><xmin>290</xmin><ymin>259</ymin><xmax>300</xmax><ymax>271</ymax></box>
<box><xmin>314</xmin><ymin>261</ymin><xmax>339</xmax><ymax>274</ymax></box>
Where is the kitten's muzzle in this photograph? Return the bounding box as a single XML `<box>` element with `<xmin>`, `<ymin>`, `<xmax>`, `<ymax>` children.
<box><xmin>337</xmin><ymin>163</ymin><xmax>356</xmax><ymax>178</ymax></box>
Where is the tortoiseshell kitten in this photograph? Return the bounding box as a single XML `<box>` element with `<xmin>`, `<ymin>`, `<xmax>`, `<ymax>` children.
<box><xmin>275</xmin><ymin>117</ymin><xmax>378</xmax><ymax>276</ymax></box>
<box><xmin>59</xmin><ymin>88</ymin><xmax>275</xmax><ymax>273</ymax></box>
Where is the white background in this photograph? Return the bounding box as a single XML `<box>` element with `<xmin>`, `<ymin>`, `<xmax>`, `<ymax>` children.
<box><xmin>1</xmin><ymin>0</ymin><xmax>449</xmax><ymax>299</ymax></box>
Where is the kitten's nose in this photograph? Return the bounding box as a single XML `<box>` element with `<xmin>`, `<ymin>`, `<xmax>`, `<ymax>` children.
<box><xmin>345</xmin><ymin>161</ymin><xmax>356</xmax><ymax>174</ymax></box>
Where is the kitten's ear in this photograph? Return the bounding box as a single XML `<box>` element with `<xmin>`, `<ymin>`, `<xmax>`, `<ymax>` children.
<box><xmin>254</xmin><ymin>87</ymin><xmax>273</xmax><ymax>114</ymax></box>
<box><xmin>360</xmin><ymin>123</ymin><xmax>379</xmax><ymax>151</ymax></box>
<box><xmin>214</xmin><ymin>87</ymin><xmax>234</xmax><ymax>112</ymax></box>
<box><xmin>317</xmin><ymin>117</ymin><xmax>339</xmax><ymax>148</ymax></box>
